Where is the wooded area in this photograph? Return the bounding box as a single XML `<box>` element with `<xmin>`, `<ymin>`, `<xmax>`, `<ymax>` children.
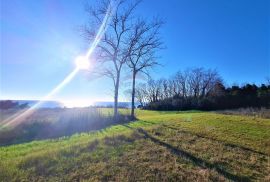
<box><xmin>135</xmin><ymin>68</ymin><xmax>270</xmax><ymax>110</ymax></box>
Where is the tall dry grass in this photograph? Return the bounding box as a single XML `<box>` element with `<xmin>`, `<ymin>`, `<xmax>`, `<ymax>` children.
<box><xmin>216</xmin><ymin>107</ymin><xmax>270</xmax><ymax>119</ymax></box>
<box><xmin>0</xmin><ymin>107</ymin><xmax>132</xmax><ymax>146</ymax></box>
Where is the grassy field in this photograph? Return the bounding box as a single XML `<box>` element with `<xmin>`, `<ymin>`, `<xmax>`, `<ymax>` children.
<box><xmin>0</xmin><ymin>109</ymin><xmax>269</xmax><ymax>181</ymax></box>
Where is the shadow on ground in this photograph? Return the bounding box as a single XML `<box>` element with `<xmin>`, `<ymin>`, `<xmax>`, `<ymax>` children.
<box><xmin>123</xmin><ymin>124</ymin><xmax>251</xmax><ymax>182</ymax></box>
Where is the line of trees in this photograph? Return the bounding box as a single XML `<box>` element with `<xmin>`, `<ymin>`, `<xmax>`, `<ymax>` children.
<box><xmin>135</xmin><ymin>68</ymin><xmax>270</xmax><ymax>110</ymax></box>
<box><xmin>0</xmin><ymin>100</ymin><xmax>29</xmax><ymax>110</ymax></box>
<box><xmin>83</xmin><ymin>0</ymin><xmax>163</xmax><ymax>119</ymax></box>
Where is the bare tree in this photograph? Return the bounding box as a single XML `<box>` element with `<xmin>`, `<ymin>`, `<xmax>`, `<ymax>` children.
<box><xmin>135</xmin><ymin>83</ymin><xmax>148</xmax><ymax>107</ymax></box>
<box><xmin>126</xmin><ymin>18</ymin><xmax>163</xmax><ymax>118</ymax></box>
<box><xmin>134</xmin><ymin>67</ymin><xmax>223</xmax><ymax>110</ymax></box>
<box><xmin>167</xmin><ymin>79</ymin><xmax>176</xmax><ymax>98</ymax></box>
<box><xmin>201</xmin><ymin>69</ymin><xmax>222</xmax><ymax>97</ymax></box>
<box><xmin>82</xmin><ymin>0</ymin><xmax>140</xmax><ymax>118</ymax></box>
<box><xmin>188</xmin><ymin>68</ymin><xmax>204</xmax><ymax>98</ymax></box>
<box><xmin>159</xmin><ymin>78</ymin><xmax>168</xmax><ymax>100</ymax></box>
<box><xmin>266</xmin><ymin>77</ymin><xmax>270</xmax><ymax>85</ymax></box>
<box><xmin>173</xmin><ymin>70</ymin><xmax>189</xmax><ymax>98</ymax></box>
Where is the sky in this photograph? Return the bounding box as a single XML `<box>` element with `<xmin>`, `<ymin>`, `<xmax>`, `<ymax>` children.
<box><xmin>0</xmin><ymin>0</ymin><xmax>269</xmax><ymax>103</ymax></box>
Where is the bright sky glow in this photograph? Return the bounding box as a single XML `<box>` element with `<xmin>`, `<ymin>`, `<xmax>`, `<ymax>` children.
<box><xmin>75</xmin><ymin>56</ymin><xmax>90</xmax><ymax>70</ymax></box>
<box><xmin>1</xmin><ymin>68</ymin><xmax>79</xmax><ymax>127</ymax></box>
<box><xmin>1</xmin><ymin>0</ymin><xmax>114</xmax><ymax>127</ymax></box>
<box><xmin>61</xmin><ymin>99</ymin><xmax>94</xmax><ymax>108</ymax></box>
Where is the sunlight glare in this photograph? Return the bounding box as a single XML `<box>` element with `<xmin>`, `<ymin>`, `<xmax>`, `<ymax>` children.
<box><xmin>61</xmin><ymin>100</ymin><xmax>94</xmax><ymax>108</ymax></box>
<box><xmin>75</xmin><ymin>56</ymin><xmax>90</xmax><ymax>70</ymax></box>
<box><xmin>2</xmin><ymin>1</ymin><xmax>115</xmax><ymax>128</ymax></box>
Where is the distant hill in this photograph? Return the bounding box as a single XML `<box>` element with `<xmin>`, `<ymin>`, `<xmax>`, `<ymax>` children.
<box><xmin>0</xmin><ymin>100</ymin><xmax>139</xmax><ymax>109</ymax></box>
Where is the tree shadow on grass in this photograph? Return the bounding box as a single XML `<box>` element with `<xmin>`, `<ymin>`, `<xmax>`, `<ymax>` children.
<box><xmin>139</xmin><ymin>120</ymin><xmax>268</xmax><ymax>156</ymax></box>
<box><xmin>159</xmin><ymin>123</ymin><xmax>268</xmax><ymax>156</ymax></box>
<box><xmin>123</xmin><ymin>124</ymin><xmax>251</xmax><ymax>182</ymax></box>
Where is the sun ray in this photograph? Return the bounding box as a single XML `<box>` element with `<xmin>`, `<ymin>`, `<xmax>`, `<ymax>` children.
<box><xmin>2</xmin><ymin>68</ymin><xmax>79</xmax><ymax>127</ymax></box>
<box><xmin>2</xmin><ymin>1</ymin><xmax>115</xmax><ymax>128</ymax></box>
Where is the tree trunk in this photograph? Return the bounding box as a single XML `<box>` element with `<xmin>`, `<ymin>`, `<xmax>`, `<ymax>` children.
<box><xmin>114</xmin><ymin>72</ymin><xmax>120</xmax><ymax>119</ymax></box>
<box><xmin>131</xmin><ymin>69</ymin><xmax>136</xmax><ymax>119</ymax></box>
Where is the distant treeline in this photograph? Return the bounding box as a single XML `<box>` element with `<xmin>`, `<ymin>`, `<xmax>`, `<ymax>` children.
<box><xmin>0</xmin><ymin>100</ymin><xmax>29</xmax><ymax>110</ymax></box>
<box><xmin>136</xmin><ymin>68</ymin><xmax>270</xmax><ymax>110</ymax></box>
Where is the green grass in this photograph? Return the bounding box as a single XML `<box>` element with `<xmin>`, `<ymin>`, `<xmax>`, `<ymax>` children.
<box><xmin>0</xmin><ymin>110</ymin><xmax>269</xmax><ymax>181</ymax></box>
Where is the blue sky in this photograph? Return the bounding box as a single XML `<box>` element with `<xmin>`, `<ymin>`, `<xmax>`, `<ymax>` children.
<box><xmin>0</xmin><ymin>0</ymin><xmax>269</xmax><ymax>103</ymax></box>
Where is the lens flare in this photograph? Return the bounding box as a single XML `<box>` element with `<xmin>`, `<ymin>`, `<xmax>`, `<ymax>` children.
<box><xmin>1</xmin><ymin>1</ymin><xmax>115</xmax><ymax>128</ymax></box>
<box><xmin>1</xmin><ymin>68</ymin><xmax>79</xmax><ymax>128</ymax></box>
<box><xmin>75</xmin><ymin>56</ymin><xmax>90</xmax><ymax>70</ymax></box>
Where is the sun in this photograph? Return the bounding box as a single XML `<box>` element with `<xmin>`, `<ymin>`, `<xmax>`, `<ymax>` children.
<box><xmin>75</xmin><ymin>56</ymin><xmax>90</xmax><ymax>70</ymax></box>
